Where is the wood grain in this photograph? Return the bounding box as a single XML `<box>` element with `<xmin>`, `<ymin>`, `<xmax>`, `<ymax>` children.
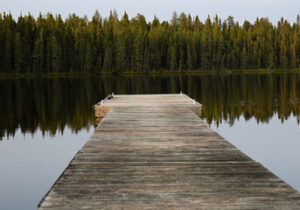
<box><xmin>39</xmin><ymin>94</ymin><xmax>300</xmax><ymax>209</ymax></box>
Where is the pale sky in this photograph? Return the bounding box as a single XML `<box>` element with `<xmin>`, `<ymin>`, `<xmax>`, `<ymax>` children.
<box><xmin>2</xmin><ymin>0</ymin><xmax>299</xmax><ymax>24</ymax></box>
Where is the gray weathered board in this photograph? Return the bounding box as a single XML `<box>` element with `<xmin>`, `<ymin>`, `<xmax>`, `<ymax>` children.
<box><xmin>39</xmin><ymin>94</ymin><xmax>300</xmax><ymax>209</ymax></box>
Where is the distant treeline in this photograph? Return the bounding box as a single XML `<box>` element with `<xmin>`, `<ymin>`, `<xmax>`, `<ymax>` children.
<box><xmin>0</xmin><ymin>11</ymin><xmax>300</xmax><ymax>74</ymax></box>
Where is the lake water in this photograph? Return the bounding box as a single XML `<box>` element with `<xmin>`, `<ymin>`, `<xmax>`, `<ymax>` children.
<box><xmin>0</xmin><ymin>73</ymin><xmax>300</xmax><ymax>209</ymax></box>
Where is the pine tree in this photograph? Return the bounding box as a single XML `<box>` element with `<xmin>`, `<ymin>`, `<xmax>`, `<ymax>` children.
<box><xmin>267</xmin><ymin>48</ymin><xmax>275</xmax><ymax>69</ymax></box>
<box><xmin>84</xmin><ymin>42</ymin><xmax>93</xmax><ymax>72</ymax></box>
<box><xmin>1</xmin><ymin>11</ymin><xmax>300</xmax><ymax>74</ymax></box>
<box><xmin>169</xmin><ymin>46</ymin><xmax>177</xmax><ymax>70</ymax></box>
<box><xmin>116</xmin><ymin>33</ymin><xmax>127</xmax><ymax>72</ymax></box>
<box><xmin>240</xmin><ymin>47</ymin><xmax>248</xmax><ymax>69</ymax></box>
<box><xmin>102</xmin><ymin>47</ymin><xmax>113</xmax><ymax>72</ymax></box>
<box><xmin>14</xmin><ymin>32</ymin><xmax>23</xmax><ymax>73</ymax></box>
<box><xmin>2</xmin><ymin>14</ymin><xmax>15</xmax><ymax>72</ymax></box>
<box><xmin>33</xmin><ymin>33</ymin><xmax>43</xmax><ymax>72</ymax></box>
<box><xmin>51</xmin><ymin>34</ymin><xmax>62</xmax><ymax>72</ymax></box>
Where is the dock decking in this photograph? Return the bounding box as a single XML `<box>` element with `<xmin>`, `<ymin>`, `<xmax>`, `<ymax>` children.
<box><xmin>39</xmin><ymin>94</ymin><xmax>300</xmax><ymax>209</ymax></box>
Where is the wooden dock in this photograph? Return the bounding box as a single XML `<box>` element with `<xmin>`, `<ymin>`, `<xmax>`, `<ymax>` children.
<box><xmin>39</xmin><ymin>94</ymin><xmax>300</xmax><ymax>209</ymax></box>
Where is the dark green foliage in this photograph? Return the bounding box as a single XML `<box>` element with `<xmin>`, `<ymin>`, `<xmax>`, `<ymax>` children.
<box><xmin>1</xmin><ymin>73</ymin><xmax>300</xmax><ymax>139</ymax></box>
<box><xmin>0</xmin><ymin>11</ymin><xmax>300</xmax><ymax>73</ymax></box>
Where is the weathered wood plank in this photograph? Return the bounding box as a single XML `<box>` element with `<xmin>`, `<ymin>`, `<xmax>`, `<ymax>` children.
<box><xmin>39</xmin><ymin>94</ymin><xmax>300</xmax><ymax>209</ymax></box>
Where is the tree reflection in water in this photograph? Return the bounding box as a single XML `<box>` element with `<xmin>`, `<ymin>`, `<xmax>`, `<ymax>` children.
<box><xmin>1</xmin><ymin>72</ymin><xmax>299</xmax><ymax>139</ymax></box>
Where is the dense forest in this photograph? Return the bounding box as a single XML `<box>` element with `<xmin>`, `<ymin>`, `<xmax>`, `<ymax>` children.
<box><xmin>0</xmin><ymin>11</ymin><xmax>300</xmax><ymax>74</ymax></box>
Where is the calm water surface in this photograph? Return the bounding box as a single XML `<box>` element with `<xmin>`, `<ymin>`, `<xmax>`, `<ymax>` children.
<box><xmin>0</xmin><ymin>73</ymin><xmax>300</xmax><ymax>209</ymax></box>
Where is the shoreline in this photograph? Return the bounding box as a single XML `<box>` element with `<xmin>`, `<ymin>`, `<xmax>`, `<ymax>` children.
<box><xmin>1</xmin><ymin>68</ymin><xmax>300</xmax><ymax>78</ymax></box>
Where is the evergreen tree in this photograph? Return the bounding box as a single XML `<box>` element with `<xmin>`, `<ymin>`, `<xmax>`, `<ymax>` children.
<box><xmin>2</xmin><ymin>13</ymin><xmax>15</xmax><ymax>72</ymax></box>
<box><xmin>0</xmin><ymin>11</ymin><xmax>300</xmax><ymax>74</ymax></box>
<box><xmin>14</xmin><ymin>32</ymin><xmax>23</xmax><ymax>73</ymax></box>
<box><xmin>241</xmin><ymin>47</ymin><xmax>248</xmax><ymax>69</ymax></box>
<box><xmin>102</xmin><ymin>47</ymin><xmax>113</xmax><ymax>72</ymax></box>
<box><xmin>51</xmin><ymin>34</ymin><xmax>62</xmax><ymax>72</ymax></box>
<box><xmin>168</xmin><ymin>46</ymin><xmax>177</xmax><ymax>70</ymax></box>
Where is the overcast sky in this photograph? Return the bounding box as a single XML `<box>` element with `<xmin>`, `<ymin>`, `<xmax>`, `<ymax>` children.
<box><xmin>2</xmin><ymin>0</ymin><xmax>299</xmax><ymax>24</ymax></box>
